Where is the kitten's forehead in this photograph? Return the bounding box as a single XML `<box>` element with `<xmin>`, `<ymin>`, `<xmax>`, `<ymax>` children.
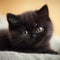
<box><xmin>17</xmin><ymin>11</ymin><xmax>50</xmax><ymax>28</ymax></box>
<box><xmin>17</xmin><ymin>11</ymin><xmax>37</xmax><ymax>26</ymax></box>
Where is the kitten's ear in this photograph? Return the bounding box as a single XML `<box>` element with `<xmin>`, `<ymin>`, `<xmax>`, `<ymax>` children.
<box><xmin>7</xmin><ymin>13</ymin><xmax>18</xmax><ymax>24</ymax></box>
<box><xmin>37</xmin><ymin>5</ymin><xmax>49</xmax><ymax>16</ymax></box>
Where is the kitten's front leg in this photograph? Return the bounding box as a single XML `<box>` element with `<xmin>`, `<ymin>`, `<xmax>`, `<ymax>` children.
<box><xmin>45</xmin><ymin>49</ymin><xmax>59</xmax><ymax>54</ymax></box>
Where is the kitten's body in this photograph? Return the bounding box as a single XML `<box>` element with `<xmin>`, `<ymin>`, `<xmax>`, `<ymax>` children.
<box><xmin>0</xmin><ymin>5</ymin><xmax>59</xmax><ymax>54</ymax></box>
<box><xmin>0</xmin><ymin>30</ymin><xmax>13</xmax><ymax>50</ymax></box>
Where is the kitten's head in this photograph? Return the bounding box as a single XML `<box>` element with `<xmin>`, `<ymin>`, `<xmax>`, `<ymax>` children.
<box><xmin>7</xmin><ymin>5</ymin><xmax>53</xmax><ymax>50</ymax></box>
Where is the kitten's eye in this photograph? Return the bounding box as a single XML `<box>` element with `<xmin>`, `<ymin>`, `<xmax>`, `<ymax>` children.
<box><xmin>23</xmin><ymin>31</ymin><xmax>28</xmax><ymax>35</ymax></box>
<box><xmin>36</xmin><ymin>27</ymin><xmax>44</xmax><ymax>33</ymax></box>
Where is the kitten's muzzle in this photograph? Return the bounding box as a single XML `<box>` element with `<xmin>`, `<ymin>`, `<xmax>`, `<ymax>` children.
<box><xmin>32</xmin><ymin>34</ymin><xmax>37</xmax><ymax>38</ymax></box>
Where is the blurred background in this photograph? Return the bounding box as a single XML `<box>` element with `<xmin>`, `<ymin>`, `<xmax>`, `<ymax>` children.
<box><xmin>0</xmin><ymin>0</ymin><xmax>60</xmax><ymax>36</ymax></box>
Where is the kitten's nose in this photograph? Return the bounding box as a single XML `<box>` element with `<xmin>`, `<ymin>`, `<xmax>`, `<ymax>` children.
<box><xmin>32</xmin><ymin>34</ymin><xmax>37</xmax><ymax>38</ymax></box>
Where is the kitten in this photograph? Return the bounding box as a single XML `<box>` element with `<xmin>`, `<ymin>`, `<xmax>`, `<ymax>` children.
<box><xmin>0</xmin><ymin>5</ymin><xmax>59</xmax><ymax>54</ymax></box>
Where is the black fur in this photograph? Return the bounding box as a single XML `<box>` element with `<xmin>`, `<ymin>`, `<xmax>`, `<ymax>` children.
<box><xmin>0</xmin><ymin>5</ymin><xmax>58</xmax><ymax>54</ymax></box>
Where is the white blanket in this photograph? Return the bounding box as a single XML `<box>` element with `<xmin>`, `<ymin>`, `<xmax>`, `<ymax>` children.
<box><xmin>0</xmin><ymin>51</ymin><xmax>60</xmax><ymax>60</ymax></box>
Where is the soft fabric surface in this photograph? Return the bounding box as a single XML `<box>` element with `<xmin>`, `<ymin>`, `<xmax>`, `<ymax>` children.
<box><xmin>50</xmin><ymin>35</ymin><xmax>60</xmax><ymax>52</ymax></box>
<box><xmin>0</xmin><ymin>51</ymin><xmax>60</xmax><ymax>60</ymax></box>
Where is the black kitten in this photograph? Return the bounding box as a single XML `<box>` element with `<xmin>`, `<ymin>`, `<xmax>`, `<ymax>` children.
<box><xmin>0</xmin><ymin>5</ymin><xmax>58</xmax><ymax>54</ymax></box>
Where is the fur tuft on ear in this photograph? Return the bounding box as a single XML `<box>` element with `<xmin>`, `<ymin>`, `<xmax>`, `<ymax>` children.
<box><xmin>7</xmin><ymin>13</ymin><xmax>18</xmax><ymax>24</ymax></box>
<box><xmin>37</xmin><ymin>4</ymin><xmax>49</xmax><ymax>16</ymax></box>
